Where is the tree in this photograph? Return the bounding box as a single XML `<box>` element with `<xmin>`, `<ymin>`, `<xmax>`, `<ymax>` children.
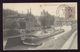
<box><xmin>21</xmin><ymin>11</ymin><xmax>41</xmax><ymax>33</ymax></box>
<box><xmin>3</xmin><ymin>9</ymin><xmax>18</xmax><ymax>17</ymax></box>
<box><xmin>39</xmin><ymin>10</ymin><xmax>55</xmax><ymax>32</ymax></box>
<box><xmin>3</xmin><ymin>9</ymin><xmax>21</xmax><ymax>38</ymax></box>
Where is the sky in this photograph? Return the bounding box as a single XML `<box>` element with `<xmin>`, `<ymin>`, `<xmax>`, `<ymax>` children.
<box><xmin>3</xmin><ymin>3</ymin><xmax>77</xmax><ymax>19</ymax></box>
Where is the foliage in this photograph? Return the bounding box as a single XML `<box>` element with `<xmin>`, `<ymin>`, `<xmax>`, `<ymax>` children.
<box><xmin>39</xmin><ymin>11</ymin><xmax>55</xmax><ymax>29</ymax></box>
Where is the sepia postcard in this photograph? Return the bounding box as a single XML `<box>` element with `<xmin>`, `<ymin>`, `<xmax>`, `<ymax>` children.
<box><xmin>3</xmin><ymin>2</ymin><xmax>77</xmax><ymax>50</ymax></box>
